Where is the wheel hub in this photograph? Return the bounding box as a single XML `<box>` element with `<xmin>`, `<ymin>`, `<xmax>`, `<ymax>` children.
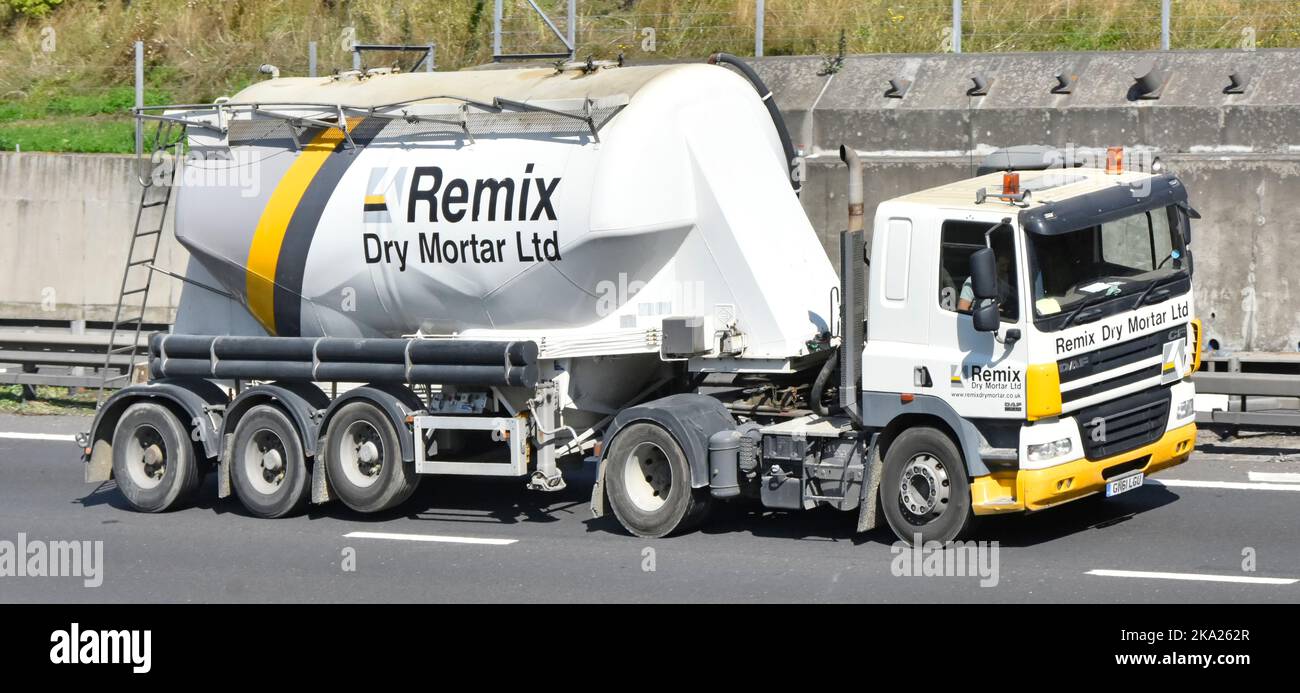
<box><xmin>141</xmin><ymin>443</ymin><xmax>165</xmax><ymax>480</ymax></box>
<box><xmin>899</xmin><ymin>453</ymin><xmax>950</xmax><ymax>519</ymax></box>
<box><xmin>244</xmin><ymin>429</ymin><xmax>288</xmax><ymax>493</ymax></box>
<box><xmin>338</xmin><ymin>420</ymin><xmax>384</xmax><ymax>489</ymax></box>
<box><xmin>126</xmin><ymin>425</ymin><xmax>168</xmax><ymax>490</ymax></box>
<box><xmin>258</xmin><ymin>442</ymin><xmax>284</xmax><ymax>481</ymax></box>
<box><xmin>260</xmin><ymin>449</ymin><xmax>283</xmax><ymax>473</ymax></box>
<box><xmin>355</xmin><ymin>439</ymin><xmax>381</xmax><ymax>477</ymax></box>
<box><xmin>622</xmin><ymin>441</ymin><xmax>672</xmax><ymax>513</ymax></box>
<box><xmin>357</xmin><ymin>441</ymin><xmax>379</xmax><ymax>467</ymax></box>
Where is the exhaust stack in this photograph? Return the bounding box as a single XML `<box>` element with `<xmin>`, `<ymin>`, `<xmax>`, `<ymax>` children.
<box><xmin>840</xmin><ymin>145</ymin><xmax>864</xmax><ymax>232</ymax></box>
<box><xmin>838</xmin><ymin>145</ymin><xmax>865</xmax><ymax>423</ymax></box>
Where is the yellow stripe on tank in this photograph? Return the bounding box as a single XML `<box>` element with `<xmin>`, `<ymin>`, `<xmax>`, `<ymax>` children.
<box><xmin>245</xmin><ymin>122</ymin><xmax>354</xmax><ymax>335</ymax></box>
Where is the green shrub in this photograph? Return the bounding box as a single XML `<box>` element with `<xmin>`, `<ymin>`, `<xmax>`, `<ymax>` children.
<box><xmin>6</xmin><ymin>0</ymin><xmax>64</xmax><ymax>18</ymax></box>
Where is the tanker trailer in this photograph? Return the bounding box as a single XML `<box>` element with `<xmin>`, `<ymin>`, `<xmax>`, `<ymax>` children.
<box><xmin>81</xmin><ymin>57</ymin><xmax>842</xmax><ymax>530</ymax></box>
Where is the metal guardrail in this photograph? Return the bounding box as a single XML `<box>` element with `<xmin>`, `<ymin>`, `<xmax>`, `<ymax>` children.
<box><xmin>1193</xmin><ymin>352</ymin><xmax>1300</xmax><ymax>430</ymax></box>
<box><xmin>0</xmin><ymin>327</ymin><xmax>150</xmax><ymax>391</ymax></box>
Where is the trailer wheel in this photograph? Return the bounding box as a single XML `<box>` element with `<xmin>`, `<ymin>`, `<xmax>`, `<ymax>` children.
<box><xmin>229</xmin><ymin>404</ymin><xmax>310</xmax><ymax>518</ymax></box>
<box><xmin>881</xmin><ymin>427</ymin><xmax>975</xmax><ymax>545</ymax></box>
<box><xmin>111</xmin><ymin>401</ymin><xmax>201</xmax><ymax>513</ymax></box>
<box><xmin>324</xmin><ymin>401</ymin><xmax>419</xmax><ymax>513</ymax></box>
<box><xmin>605</xmin><ymin>423</ymin><xmax>710</xmax><ymax>538</ymax></box>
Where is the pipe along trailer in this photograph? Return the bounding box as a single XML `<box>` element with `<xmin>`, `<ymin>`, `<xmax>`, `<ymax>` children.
<box><xmin>79</xmin><ymin>55</ymin><xmax>1202</xmax><ymax>544</ymax></box>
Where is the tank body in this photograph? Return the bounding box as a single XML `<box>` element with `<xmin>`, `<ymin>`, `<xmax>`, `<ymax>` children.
<box><xmin>174</xmin><ymin>63</ymin><xmax>837</xmax><ymax>362</ymax></box>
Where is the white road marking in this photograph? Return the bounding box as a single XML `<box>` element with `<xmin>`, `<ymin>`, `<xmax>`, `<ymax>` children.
<box><xmin>1087</xmin><ymin>569</ymin><xmax>1296</xmax><ymax>585</ymax></box>
<box><xmin>344</xmin><ymin>531</ymin><xmax>517</xmax><ymax>546</ymax></box>
<box><xmin>1247</xmin><ymin>471</ymin><xmax>1300</xmax><ymax>484</ymax></box>
<box><xmin>0</xmin><ymin>432</ymin><xmax>76</xmax><ymax>442</ymax></box>
<box><xmin>1148</xmin><ymin>478</ymin><xmax>1300</xmax><ymax>492</ymax></box>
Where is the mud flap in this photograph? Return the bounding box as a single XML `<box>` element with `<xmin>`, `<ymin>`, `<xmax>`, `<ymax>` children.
<box><xmin>589</xmin><ymin>455</ymin><xmax>609</xmax><ymax>518</ymax></box>
<box><xmin>217</xmin><ymin>433</ymin><xmax>233</xmax><ymax>499</ymax></box>
<box><xmin>311</xmin><ymin>444</ymin><xmax>333</xmax><ymax>504</ymax></box>
<box><xmin>85</xmin><ymin>439</ymin><xmax>113</xmax><ymax>483</ymax></box>
<box><xmin>856</xmin><ymin>434</ymin><xmax>884</xmax><ymax>533</ymax></box>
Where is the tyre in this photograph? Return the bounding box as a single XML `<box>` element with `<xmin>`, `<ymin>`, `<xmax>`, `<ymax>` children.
<box><xmin>605</xmin><ymin>423</ymin><xmax>710</xmax><ymax>538</ymax></box>
<box><xmin>881</xmin><ymin>427</ymin><xmax>975</xmax><ymax>545</ymax></box>
<box><xmin>324</xmin><ymin>401</ymin><xmax>419</xmax><ymax>513</ymax></box>
<box><xmin>229</xmin><ymin>404</ymin><xmax>310</xmax><ymax>518</ymax></box>
<box><xmin>111</xmin><ymin>401</ymin><xmax>202</xmax><ymax>513</ymax></box>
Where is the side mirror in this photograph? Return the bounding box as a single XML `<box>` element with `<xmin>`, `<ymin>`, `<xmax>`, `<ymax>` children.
<box><xmin>972</xmin><ymin>300</ymin><xmax>1000</xmax><ymax>333</ymax></box>
<box><xmin>1177</xmin><ymin>202</ymin><xmax>1198</xmax><ymax>243</ymax></box>
<box><xmin>969</xmin><ymin>247</ymin><xmax>998</xmax><ymax>300</ymax></box>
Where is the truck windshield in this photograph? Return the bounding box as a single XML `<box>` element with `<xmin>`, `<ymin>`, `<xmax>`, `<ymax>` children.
<box><xmin>1027</xmin><ymin>204</ymin><xmax>1187</xmax><ymax>319</ymax></box>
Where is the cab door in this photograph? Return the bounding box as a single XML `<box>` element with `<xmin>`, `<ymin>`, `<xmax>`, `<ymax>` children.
<box><xmin>925</xmin><ymin>215</ymin><xmax>1030</xmax><ymax>420</ymax></box>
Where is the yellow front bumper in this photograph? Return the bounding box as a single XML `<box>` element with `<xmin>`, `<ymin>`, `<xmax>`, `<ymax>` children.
<box><xmin>971</xmin><ymin>423</ymin><xmax>1196</xmax><ymax>515</ymax></box>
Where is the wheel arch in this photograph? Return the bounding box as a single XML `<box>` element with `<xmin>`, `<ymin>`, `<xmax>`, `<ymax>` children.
<box><xmin>224</xmin><ymin>382</ymin><xmax>330</xmax><ymax>458</ymax></box>
<box><xmin>85</xmin><ymin>378</ymin><xmax>228</xmax><ymax>483</ymax></box>
<box><xmin>861</xmin><ymin>392</ymin><xmax>990</xmax><ymax>478</ymax></box>
<box><xmin>318</xmin><ymin>384</ymin><xmax>424</xmax><ymax>463</ymax></box>
<box><xmin>590</xmin><ymin>393</ymin><xmax>735</xmax><ymax>517</ymax></box>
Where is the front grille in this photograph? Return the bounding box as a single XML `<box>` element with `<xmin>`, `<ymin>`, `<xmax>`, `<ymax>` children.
<box><xmin>1062</xmin><ymin>363</ymin><xmax>1162</xmax><ymax>404</ymax></box>
<box><xmin>1077</xmin><ymin>387</ymin><xmax>1171</xmax><ymax>460</ymax></box>
<box><xmin>1058</xmin><ymin>323</ymin><xmax>1187</xmax><ymax>385</ymax></box>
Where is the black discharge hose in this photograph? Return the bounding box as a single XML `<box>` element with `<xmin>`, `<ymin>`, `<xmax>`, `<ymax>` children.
<box><xmin>810</xmin><ymin>347</ymin><xmax>839</xmax><ymax>416</ymax></box>
<box><xmin>707</xmin><ymin>52</ymin><xmax>800</xmax><ymax>196</ymax></box>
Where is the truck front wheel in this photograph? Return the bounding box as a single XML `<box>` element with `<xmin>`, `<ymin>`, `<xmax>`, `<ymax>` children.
<box><xmin>605</xmin><ymin>423</ymin><xmax>710</xmax><ymax>538</ymax></box>
<box><xmin>881</xmin><ymin>427</ymin><xmax>975</xmax><ymax>544</ymax></box>
<box><xmin>111</xmin><ymin>401</ymin><xmax>201</xmax><ymax>513</ymax></box>
<box><xmin>324</xmin><ymin>401</ymin><xmax>419</xmax><ymax>514</ymax></box>
<box><xmin>230</xmin><ymin>404</ymin><xmax>309</xmax><ymax>518</ymax></box>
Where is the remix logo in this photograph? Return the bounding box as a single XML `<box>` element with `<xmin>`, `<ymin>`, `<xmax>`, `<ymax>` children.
<box><xmin>949</xmin><ymin>365</ymin><xmax>964</xmax><ymax>389</ymax></box>
<box><xmin>1161</xmin><ymin>338</ymin><xmax>1190</xmax><ymax>384</ymax></box>
<box><xmin>363</xmin><ymin>167</ymin><xmax>407</xmax><ymax>223</ymax></box>
<box><xmin>950</xmin><ymin>365</ymin><xmax>1022</xmax><ymax>386</ymax></box>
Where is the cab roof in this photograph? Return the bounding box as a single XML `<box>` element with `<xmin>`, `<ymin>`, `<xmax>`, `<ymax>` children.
<box><xmin>889</xmin><ymin>166</ymin><xmax>1161</xmax><ymax>215</ymax></box>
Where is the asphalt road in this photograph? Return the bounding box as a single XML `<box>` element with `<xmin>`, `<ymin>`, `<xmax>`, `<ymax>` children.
<box><xmin>1</xmin><ymin>413</ymin><xmax>1298</xmax><ymax>603</ymax></box>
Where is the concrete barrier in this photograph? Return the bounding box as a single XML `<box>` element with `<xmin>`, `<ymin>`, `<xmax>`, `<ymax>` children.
<box><xmin>0</xmin><ymin>152</ymin><xmax>187</xmax><ymax>324</ymax></box>
<box><xmin>2</xmin><ymin>49</ymin><xmax>1298</xmax><ymax>352</ymax></box>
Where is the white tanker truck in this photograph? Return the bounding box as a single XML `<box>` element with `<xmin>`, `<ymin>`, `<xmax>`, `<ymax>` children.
<box><xmin>79</xmin><ymin>55</ymin><xmax>1202</xmax><ymax>543</ymax></box>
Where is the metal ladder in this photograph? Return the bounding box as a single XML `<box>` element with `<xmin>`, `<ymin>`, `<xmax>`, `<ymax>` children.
<box><xmin>95</xmin><ymin>119</ymin><xmax>183</xmax><ymax>407</ymax></box>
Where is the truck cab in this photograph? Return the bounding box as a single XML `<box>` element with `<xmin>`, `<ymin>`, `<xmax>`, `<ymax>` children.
<box><xmin>854</xmin><ymin>161</ymin><xmax>1200</xmax><ymax>541</ymax></box>
<box><xmin>589</xmin><ymin>151</ymin><xmax>1202</xmax><ymax>546</ymax></box>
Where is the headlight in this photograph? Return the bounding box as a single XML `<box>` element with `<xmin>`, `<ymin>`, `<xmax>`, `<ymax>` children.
<box><xmin>1027</xmin><ymin>438</ymin><xmax>1073</xmax><ymax>463</ymax></box>
<box><xmin>1176</xmin><ymin>398</ymin><xmax>1195</xmax><ymax>419</ymax></box>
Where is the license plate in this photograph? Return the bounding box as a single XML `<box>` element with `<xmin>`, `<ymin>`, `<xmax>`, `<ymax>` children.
<box><xmin>1105</xmin><ymin>472</ymin><xmax>1144</xmax><ymax>497</ymax></box>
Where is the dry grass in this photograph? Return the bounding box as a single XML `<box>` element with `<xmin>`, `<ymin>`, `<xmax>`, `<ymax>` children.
<box><xmin>1</xmin><ymin>0</ymin><xmax>496</xmax><ymax>103</ymax></box>
<box><xmin>0</xmin><ymin>0</ymin><xmax>1296</xmax><ymax>151</ymax></box>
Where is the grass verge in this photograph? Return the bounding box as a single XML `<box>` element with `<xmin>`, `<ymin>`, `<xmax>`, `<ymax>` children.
<box><xmin>0</xmin><ymin>384</ymin><xmax>97</xmax><ymax>416</ymax></box>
